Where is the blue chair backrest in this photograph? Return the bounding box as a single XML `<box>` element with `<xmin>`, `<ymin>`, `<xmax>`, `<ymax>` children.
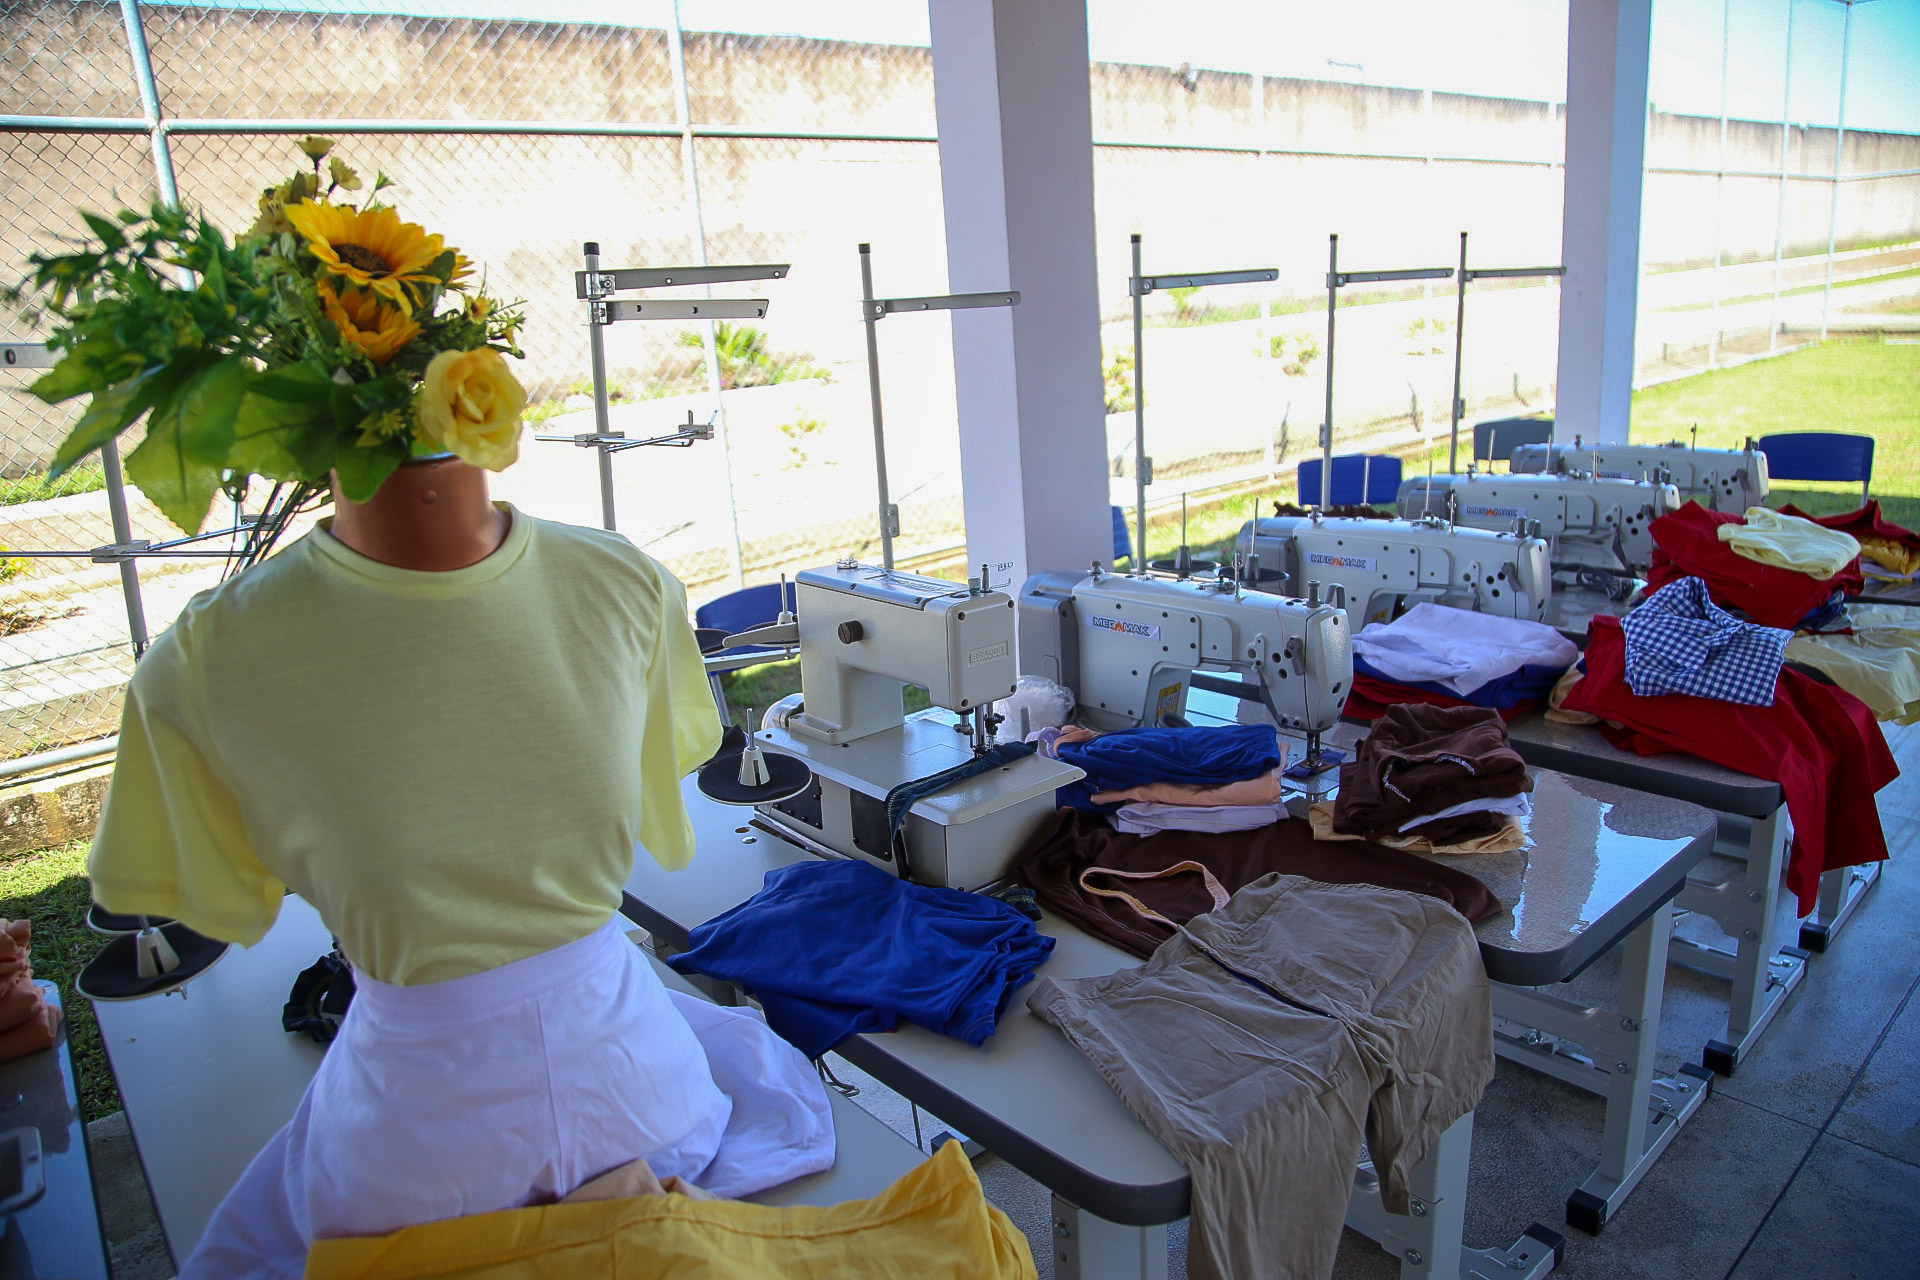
<box><xmin>1296</xmin><ymin>454</ymin><xmax>1403</xmax><ymax>506</ymax></box>
<box><xmin>1756</xmin><ymin>432</ymin><xmax>1875</xmax><ymax>485</ymax></box>
<box><xmin>1110</xmin><ymin>505</ymin><xmax>1132</xmax><ymax>563</ymax></box>
<box><xmin>1473</xmin><ymin>417</ymin><xmax>1554</xmax><ymax>465</ymax></box>
<box><xmin>695</xmin><ymin>581</ymin><xmax>795</xmax><ymax>655</ymax></box>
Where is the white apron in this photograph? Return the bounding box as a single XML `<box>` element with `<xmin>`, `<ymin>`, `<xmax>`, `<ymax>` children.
<box><xmin>181</xmin><ymin>916</ymin><xmax>835</xmax><ymax>1279</ymax></box>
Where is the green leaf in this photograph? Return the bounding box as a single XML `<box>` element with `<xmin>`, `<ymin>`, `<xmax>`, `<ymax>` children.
<box><xmin>145</xmin><ymin>356</ymin><xmax>249</xmax><ymax>470</ymax></box>
<box><xmin>123</xmin><ymin>425</ymin><xmax>225</xmax><ymax>535</ymax></box>
<box><xmin>332</xmin><ymin>434</ymin><xmax>406</xmax><ymax>503</ymax></box>
<box><xmin>80</xmin><ymin>211</ymin><xmax>128</xmax><ymax>253</ymax></box>
<box><xmin>29</xmin><ymin>336</ymin><xmax>143</xmax><ymax>405</ymax></box>
<box><xmin>47</xmin><ymin>361</ymin><xmax>183</xmax><ymax>477</ymax></box>
<box><xmin>229</xmin><ymin>372</ymin><xmax>336</xmax><ymax>481</ymax></box>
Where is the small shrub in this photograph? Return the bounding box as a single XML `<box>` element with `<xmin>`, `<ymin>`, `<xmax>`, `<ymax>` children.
<box><xmin>1261</xmin><ymin>332</ymin><xmax>1320</xmax><ymax>378</ymax></box>
<box><xmin>779</xmin><ymin>413</ymin><xmax>826</xmax><ymax>468</ymax></box>
<box><xmin>1104</xmin><ymin>349</ymin><xmax>1137</xmax><ymax>415</ymax></box>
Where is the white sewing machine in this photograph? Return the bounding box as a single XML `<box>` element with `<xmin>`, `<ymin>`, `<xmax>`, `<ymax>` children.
<box><xmin>751</xmin><ymin>560</ymin><xmax>1083</xmax><ymax>890</ymax></box>
<box><xmin>1018</xmin><ymin>565</ymin><xmax>1352</xmax><ymax>771</ymax></box>
<box><xmin>1233</xmin><ymin>513</ymin><xmax>1552</xmax><ymax>626</ymax></box>
<box><xmin>1397</xmin><ymin>472</ymin><xmax>1681</xmax><ymax>574</ymax></box>
<box><xmin>1507</xmin><ymin>440</ymin><xmax>1768</xmax><ymax>513</ymax></box>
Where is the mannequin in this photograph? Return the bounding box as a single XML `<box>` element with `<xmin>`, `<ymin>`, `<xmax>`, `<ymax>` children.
<box><xmin>329</xmin><ymin>455</ymin><xmax>509</xmax><ymax>571</ymax></box>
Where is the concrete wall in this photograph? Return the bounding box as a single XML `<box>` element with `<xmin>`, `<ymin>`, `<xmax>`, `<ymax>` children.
<box><xmin>4</xmin><ymin>0</ymin><xmax>1919</xmax><ymax>477</ymax></box>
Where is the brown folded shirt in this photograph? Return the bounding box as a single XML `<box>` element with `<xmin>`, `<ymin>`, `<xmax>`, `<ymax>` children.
<box><xmin>1013</xmin><ymin>808</ymin><xmax>1502</xmax><ymax>959</ymax></box>
<box><xmin>1334</xmin><ymin>703</ymin><xmax>1530</xmax><ymax>842</ymax></box>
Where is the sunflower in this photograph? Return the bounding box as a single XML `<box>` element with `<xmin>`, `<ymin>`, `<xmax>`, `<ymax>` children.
<box><xmin>288</xmin><ymin>203</ymin><xmax>446</xmax><ymax>314</ymax></box>
<box><xmin>318</xmin><ymin>280</ymin><xmax>421</xmax><ymax>365</ymax></box>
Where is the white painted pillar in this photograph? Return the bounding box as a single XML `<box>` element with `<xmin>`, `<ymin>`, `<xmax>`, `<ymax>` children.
<box><xmin>930</xmin><ymin>0</ymin><xmax>1110</xmax><ymax>588</ymax></box>
<box><xmin>1554</xmin><ymin>0</ymin><xmax>1654</xmax><ymax>445</ymax></box>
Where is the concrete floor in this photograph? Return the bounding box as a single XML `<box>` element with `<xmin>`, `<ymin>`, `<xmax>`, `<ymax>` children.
<box><xmin>86</xmin><ymin>721</ymin><xmax>1919</xmax><ymax>1279</ymax></box>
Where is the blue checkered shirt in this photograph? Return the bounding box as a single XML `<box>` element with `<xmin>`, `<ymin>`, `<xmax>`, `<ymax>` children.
<box><xmin>1620</xmin><ymin>577</ymin><xmax>1791</xmax><ymax>707</ymax></box>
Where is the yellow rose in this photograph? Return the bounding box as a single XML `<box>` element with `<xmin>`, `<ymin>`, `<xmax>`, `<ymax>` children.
<box><xmin>415</xmin><ymin>348</ymin><xmax>526</xmax><ymax>471</ymax></box>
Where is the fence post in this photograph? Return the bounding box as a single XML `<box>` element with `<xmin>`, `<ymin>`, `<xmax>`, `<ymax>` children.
<box><xmin>668</xmin><ymin>1</ymin><xmax>747</xmax><ymax>591</ymax></box>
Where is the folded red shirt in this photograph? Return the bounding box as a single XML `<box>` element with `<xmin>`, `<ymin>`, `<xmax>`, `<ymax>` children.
<box><xmin>1563</xmin><ymin>614</ymin><xmax>1897</xmax><ymax>915</ymax></box>
<box><xmin>1644</xmin><ymin>502</ymin><xmax>1860</xmax><ymax>627</ymax></box>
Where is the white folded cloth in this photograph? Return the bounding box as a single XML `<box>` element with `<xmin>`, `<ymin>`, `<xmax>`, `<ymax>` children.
<box><xmin>1352</xmin><ymin>603</ymin><xmax>1578</xmax><ymax>696</ymax></box>
<box><xmin>1399</xmin><ymin>790</ymin><xmax>1533</xmax><ymax>832</ymax></box>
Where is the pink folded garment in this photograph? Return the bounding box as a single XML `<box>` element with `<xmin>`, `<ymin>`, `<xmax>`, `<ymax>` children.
<box><xmin>1091</xmin><ymin>768</ymin><xmax>1285</xmax><ymax>808</ymax></box>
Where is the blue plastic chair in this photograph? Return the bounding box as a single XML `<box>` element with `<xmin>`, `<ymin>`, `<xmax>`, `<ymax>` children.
<box><xmin>1296</xmin><ymin>454</ymin><xmax>1403</xmax><ymax>507</ymax></box>
<box><xmin>1757</xmin><ymin>432</ymin><xmax>1874</xmax><ymax>503</ymax></box>
<box><xmin>1473</xmin><ymin>417</ymin><xmax>1554</xmax><ymax>468</ymax></box>
<box><xmin>695</xmin><ymin>582</ymin><xmax>796</xmax><ymax>660</ymax></box>
<box><xmin>694</xmin><ymin>582</ymin><xmax>798</xmax><ymax>718</ymax></box>
<box><xmin>1111</xmin><ymin>505</ymin><xmax>1132</xmax><ymax>566</ymax></box>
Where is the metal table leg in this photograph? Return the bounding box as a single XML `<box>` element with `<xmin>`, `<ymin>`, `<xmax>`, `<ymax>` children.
<box><xmin>1048</xmin><ymin>1198</ymin><xmax>1169</xmax><ymax>1280</ymax></box>
<box><xmin>1490</xmin><ymin>902</ymin><xmax>1716</xmax><ymax>1235</ymax></box>
<box><xmin>1799</xmin><ymin>861</ymin><xmax>1882</xmax><ymax>953</ymax></box>
<box><xmin>1671</xmin><ymin>809</ymin><xmax>1810</xmax><ymax>1075</ymax></box>
<box><xmin>1344</xmin><ymin>1111</ymin><xmax>1564</xmax><ymax>1280</ymax></box>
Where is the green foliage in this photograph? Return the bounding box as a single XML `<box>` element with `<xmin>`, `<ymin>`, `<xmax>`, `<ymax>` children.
<box><xmin>6</xmin><ymin>139</ymin><xmax>523</xmax><ymax>534</ymax></box>
<box><xmin>1400</xmin><ymin>314</ymin><xmax>1451</xmax><ymax>355</ymax></box>
<box><xmin>0</xmin><ymin>842</ymin><xmax>116</xmax><ymax>1121</ymax></box>
<box><xmin>677</xmin><ymin>323</ymin><xmax>828</xmax><ymax>390</ymax></box>
<box><xmin>1104</xmin><ymin>348</ymin><xmax>1137</xmax><ymax>414</ymax></box>
<box><xmin>778</xmin><ymin>413</ymin><xmax>825</xmax><ymax>468</ymax></box>
<box><xmin>0</xmin><ymin>463</ymin><xmax>106</xmax><ymax>507</ymax></box>
<box><xmin>1166</xmin><ymin>285</ymin><xmax>1206</xmax><ymax>325</ymax></box>
<box><xmin>0</xmin><ymin>546</ymin><xmax>26</xmax><ymax>583</ymax></box>
<box><xmin>1261</xmin><ymin>331</ymin><xmax>1320</xmax><ymax>377</ymax></box>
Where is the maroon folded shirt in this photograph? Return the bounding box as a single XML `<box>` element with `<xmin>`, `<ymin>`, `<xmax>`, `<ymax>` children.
<box><xmin>1643</xmin><ymin>502</ymin><xmax>1860</xmax><ymax>628</ymax></box>
<box><xmin>1563</xmin><ymin>614</ymin><xmax>1897</xmax><ymax>915</ymax></box>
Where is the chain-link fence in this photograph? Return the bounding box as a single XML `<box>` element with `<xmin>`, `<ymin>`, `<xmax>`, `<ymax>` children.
<box><xmin>5</xmin><ymin>0</ymin><xmax>1920</xmax><ymax>763</ymax></box>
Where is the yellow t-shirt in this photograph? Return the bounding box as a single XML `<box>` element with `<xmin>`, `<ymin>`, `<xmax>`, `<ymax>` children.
<box><xmin>88</xmin><ymin>506</ymin><xmax>722</xmax><ymax>985</ymax></box>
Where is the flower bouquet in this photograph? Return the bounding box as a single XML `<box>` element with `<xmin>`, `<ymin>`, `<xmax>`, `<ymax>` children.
<box><xmin>7</xmin><ymin>137</ymin><xmax>526</xmax><ymax>535</ymax></box>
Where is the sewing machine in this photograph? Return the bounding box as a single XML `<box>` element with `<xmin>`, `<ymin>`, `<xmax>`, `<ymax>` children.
<box><xmin>1508</xmin><ymin>440</ymin><xmax>1769</xmax><ymax>512</ymax></box>
<box><xmin>1017</xmin><ymin>564</ymin><xmax>1352</xmax><ymax>771</ymax></box>
<box><xmin>1397</xmin><ymin>472</ymin><xmax>1681</xmax><ymax>575</ymax></box>
<box><xmin>1233</xmin><ymin>513</ymin><xmax>1552</xmax><ymax>626</ymax></box>
<box><xmin>750</xmin><ymin>560</ymin><xmax>1082</xmax><ymax>890</ymax></box>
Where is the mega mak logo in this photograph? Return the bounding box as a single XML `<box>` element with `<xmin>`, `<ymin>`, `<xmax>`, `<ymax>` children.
<box><xmin>1088</xmin><ymin>614</ymin><xmax>1160</xmax><ymax>640</ymax></box>
<box><xmin>1306</xmin><ymin>551</ymin><xmax>1376</xmax><ymax>573</ymax></box>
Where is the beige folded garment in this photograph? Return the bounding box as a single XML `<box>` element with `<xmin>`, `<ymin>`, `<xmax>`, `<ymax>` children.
<box><xmin>1308</xmin><ymin>801</ymin><xmax>1528</xmax><ymax>855</ymax></box>
<box><xmin>1092</xmin><ymin>768</ymin><xmax>1285</xmax><ymax>808</ymax></box>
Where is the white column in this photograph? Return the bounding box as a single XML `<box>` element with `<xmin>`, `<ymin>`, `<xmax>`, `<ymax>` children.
<box><xmin>930</xmin><ymin>0</ymin><xmax>1110</xmax><ymax>588</ymax></box>
<box><xmin>1553</xmin><ymin>0</ymin><xmax>1654</xmax><ymax>445</ymax></box>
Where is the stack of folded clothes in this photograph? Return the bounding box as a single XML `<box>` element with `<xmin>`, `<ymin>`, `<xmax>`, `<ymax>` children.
<box><xmin>1779</xmin><ymin>500</ymin><xmax>1920</xmax><ymax>586</ymax></box>
<box><xmin>1644</xmin><ymin>503</ymin><xmax>1863</xmax><ymax>630</ymax></box>
<box><xmin>1034</xmin><ymin>723</ymin><xmax>1290</xmax><ymax>835</ymax></box>
<box><xmin>1559</xmin><ymin>610</ymin><xmax>1898</xmax><ymax>915</ymax></box>
<box><xmin>1345</xmin><ymin>603</ymin><xmax>1579</xmax><ymax>721</ymax></box>
<box><xmin>1320</xmin><ymin>704</ymin><xmax>1532</xmax><ymax>854</ymax></box>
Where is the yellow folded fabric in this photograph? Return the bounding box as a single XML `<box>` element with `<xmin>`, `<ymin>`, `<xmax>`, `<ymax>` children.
<box><xmin>1786</xmin><ymin>606</ymin><xmax>1920</xmax><ymax>725</ymax></box>
<box><xmin>303</xmin><ymin>1140</ymin><xmax>1037</xmax><ymax>1280</ymax></box>
<box><xmin>1717</xmin><ymin>507</ymin><xmax>1861</xmax><ymax>580</ymax></box>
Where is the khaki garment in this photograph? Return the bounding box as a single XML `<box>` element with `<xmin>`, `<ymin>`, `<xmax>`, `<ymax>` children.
<box><xmin>1717</xmin><ymin>507</ymin><xmax>1861</xmax><ymax>580</ymax></box>
<box><xmin>302</xmin><ymin>1140</ymin><xmax>1035</xmax><ymax>1280</ymax></box>
<box><xmin>1029</xmin><ymin>874</ymin><xmax>1493</xmax><ymax>1280</ymax></box>
<box><xmin>1786</xmin><ymin>606</ymin><xmax>1920</xmax><ymax>725</ymax></box>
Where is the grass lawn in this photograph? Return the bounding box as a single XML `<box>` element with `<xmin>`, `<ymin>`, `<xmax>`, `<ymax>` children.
<box><xmin>1629</xmin><ymin>337</ymin><xmax>1920</xmax><ymax>529</ymax></box>
<box><xmin>0</xmin><ymin>841</ymin><xmax>115</xmax><ymax>1121</ymax></box>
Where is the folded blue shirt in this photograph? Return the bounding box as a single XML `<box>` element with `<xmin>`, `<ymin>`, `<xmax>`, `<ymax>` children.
<box><xmin>1351</xmin><ymin>654</ymin><xmax>1565</xmax><ymax>709</ymax></box>
<box><xmin>1054</xmin><ymin>723</ymin><xmax>1282</xmax><ymax>812</ymax></box>
<box><xmin>667</xmin><ymin>859</ymin><xmax>1054</xmax><ymax>1059</ymax></box>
